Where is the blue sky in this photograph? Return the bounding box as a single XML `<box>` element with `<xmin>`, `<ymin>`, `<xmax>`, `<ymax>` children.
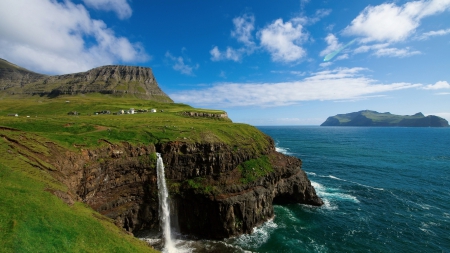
<box><xmin>1</xmin><ymin>0</ymin><xmax>450</xmax><ymax>125</ymax></box>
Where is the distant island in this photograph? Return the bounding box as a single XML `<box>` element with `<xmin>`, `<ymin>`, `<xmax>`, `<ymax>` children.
<box><xmin>321</xmin><ymin>110</ymin><xmax>449</xmax><ymax>127</ymax></box>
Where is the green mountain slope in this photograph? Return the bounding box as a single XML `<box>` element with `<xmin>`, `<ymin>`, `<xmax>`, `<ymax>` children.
<box><xmin>0</xmin><ymin>131</ymin><xmax>157</xmax><ymax>253</ymax></box>
<box><xmin>321</xmin><ymin>110</ymin><xmax>449</xmax><ymax>127</ymax></box>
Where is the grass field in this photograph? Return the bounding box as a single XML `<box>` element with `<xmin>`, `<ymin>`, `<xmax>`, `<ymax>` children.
<box><xmin>0</xmin><ymin>94</ymin><xmax>272</xmax><ymax>252</ymax></box>
<box><xmin>0</xmin><ymin>128</ymin><xmax>157</xmax><ymax>253</ymax></box>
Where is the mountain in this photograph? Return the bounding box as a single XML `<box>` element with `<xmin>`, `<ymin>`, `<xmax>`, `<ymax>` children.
<box><xmin>0</xmin><ymin>58</ymin><xmax>172</xmax><ymax>102</ymax></box>
<box><xmin>321</xmin><ymin>110</ymin><xmax>449</xmax><ymax>127</ymax></box>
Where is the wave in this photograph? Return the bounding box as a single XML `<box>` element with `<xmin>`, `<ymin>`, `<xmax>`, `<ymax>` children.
<box><xmin>311</xmin><ymin>173</ymin><xmax>384</xmax><ymax>191</ymax></box>
<box><xmin>275</xmin><ymin>146</ymin><xmax>293</xmax><ymax>155</ymax></box>
<box><xmin>232</xmin><ymin>219</ymin><xmax>278</xmax><ymax>249</ymax></box>
<box><xmin>142</xmin><ymin>237</ymin><xmax>251</xmax><ymax>253</ymax></box>
<box><xmin>311</xmin><ymin>181</ymin><xmax>360</xmax><ymax>208</ymax></box>
<box><xmin>306</xmin><ymin>171</ymin><xmax>317</xmax><ymax>176</ymax></box>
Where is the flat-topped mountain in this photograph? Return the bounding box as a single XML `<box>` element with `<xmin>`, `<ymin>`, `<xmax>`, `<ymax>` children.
<box><xmin>0</xmin><ymin>58</ymin><xmax>172</xmax><ymax>102</ymax></box>
<box><xmin>321</xmin><ymin>110</ymin><xmax>449</xmax><ymax>127</ymax></box>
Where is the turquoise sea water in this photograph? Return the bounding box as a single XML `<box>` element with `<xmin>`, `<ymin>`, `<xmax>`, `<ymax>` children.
<box><xmin>145</xmin><ymin>126</ymin><xmax>450</xmax><ymax>253</ymax></box>
<box><xmin>228</xmin><ymin>126</ymin><xmax>450</xmax><ymax>253</ymax></box>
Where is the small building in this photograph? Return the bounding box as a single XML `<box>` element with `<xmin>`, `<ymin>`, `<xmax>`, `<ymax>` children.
<box><xmin>151</xmin><ymin>109</ymin><xmax>157</xmax><ymax>113</ymax></box>
<box><xmin>7</xmin><ymin>113</ymin><xmax>18</xmax><ymax>117</ymax></box>
<box><xmin>130</xmin><ymin>108</ymin><xmax>135</xmax><ymax>114</ymax></box>
<box><xmin>67</xmin><ymin>111</ymin><xmax>79</xmax><ymax>115</ymax></box>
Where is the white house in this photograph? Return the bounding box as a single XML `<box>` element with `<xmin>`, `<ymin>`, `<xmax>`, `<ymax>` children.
<box><xmin>130</xmin><ymin>108</ymin><xmax>135</xmax><ymax>114</ymax></box>
<box><xmin>151</xmin><ymin>109</ymin><xmax>157</xmax><ymax>113</ymax></box>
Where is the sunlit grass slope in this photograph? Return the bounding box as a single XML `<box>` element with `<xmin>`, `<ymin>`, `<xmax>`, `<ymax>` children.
<box><xmin>0</xmin><ymin>132</ymin><xmax>157</xmax><ymax>253</ymax></box>
<box><xmin>0</xmin><ymin>94</ymin><xmax>272</xmax><ymax>252</ymax></box>
<box><xmin>0</xmin><ymin>94</ymin><xmax>269</xmax><ymax>151</ymax></box>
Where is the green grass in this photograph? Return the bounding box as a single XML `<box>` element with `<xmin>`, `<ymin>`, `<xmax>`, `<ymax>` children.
<box><xmin>238</xmin><ymin>155</ymin><xmax>273</xmax><ymax>184</ymax></box>
<box><xmin>0</xmin><ymin>94</ymin><xmax>274</xmax><ymax>251</ymax></box>
<box><xmin>0</xmin><ymin>95</ymin><xmax>269</xmax><ymax>154</ymax></box>
<box><xmin>0</xmin><ymin>135</ymin><xmax>156</xmax><ymax>253</ymax></box>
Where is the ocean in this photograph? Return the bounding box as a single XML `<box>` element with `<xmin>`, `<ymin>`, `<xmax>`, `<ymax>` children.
<box><xmin>144</xmin><ymin>126</ymin><xmax>450</xmax><ymax>253</ymax></box>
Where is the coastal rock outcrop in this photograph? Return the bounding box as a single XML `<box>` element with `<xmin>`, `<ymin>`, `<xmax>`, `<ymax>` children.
<box><xmin>23</xmin><ymin>136</ymin><xmax>322</xmax><ymax>239</ymax></box>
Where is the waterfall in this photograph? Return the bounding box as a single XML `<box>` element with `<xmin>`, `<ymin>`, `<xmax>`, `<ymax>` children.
<box><xmin>156</xmin><ymin>153</ymin><xmax>176</xmax><ymax>252</ymax></box>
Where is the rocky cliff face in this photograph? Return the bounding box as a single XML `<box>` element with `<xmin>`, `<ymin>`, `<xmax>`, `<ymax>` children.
<box><xmin>2</xmin><ymin>127</ymin><xmax>322</xmax><ymax>239</ymax></box>
<box><xmin>41</xmin><ymin>138</ymin><xmax>322</xmax><ymax>239</ymax></box>
<box><xmin>0</xmin><ymin>60</ymin><xmax>172</xmax><ymax>102</ymax></box>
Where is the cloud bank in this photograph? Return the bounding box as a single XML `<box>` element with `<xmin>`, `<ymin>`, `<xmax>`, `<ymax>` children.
<box><xmin>170</xmin><ymin>68</ymin><xmax>422</xmax><ymax>107</ymax></box>
<box><xmin>0</xmin><ymin>0</ymin><xmax>147</xmax><ymax>74</ymax></box>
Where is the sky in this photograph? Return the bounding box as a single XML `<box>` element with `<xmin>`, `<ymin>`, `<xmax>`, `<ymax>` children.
<box><xmin>1</xmin><ymin>0</ymin><xmax>450</xmax><ymax>125</ymax></box>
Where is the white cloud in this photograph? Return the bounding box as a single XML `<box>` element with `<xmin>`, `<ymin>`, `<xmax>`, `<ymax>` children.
<box><xmin>259</xmin><ymin>18</ymin><xmax>307</xmax><ymax>62</ymax></box>
<box><xmin>336</xmin><ymin>54</ymin><xmax>349</xmax><ymax>60</ymax></box>
<box><xmin>319</xmin><ymin>62</ymin><xmax>333</xmax><ymax>68</ymax></box>
<box><xmin>210</xmin><ymin>46</ymin><xmax>243</xmax><ymax>62</ymax></box>
<box><xmin>170</xmin><ymin>67</ymin><xmax>421</xmax><ymax>107</ymax></box>
<box><xmin>423</xmin><ymin>81</ymin><xmax>450</xmax><ymax>90</ymax></box>
<box><xmin>300</xmin><ymin>0</ymin><xmax>310</xmax><ymax>10</ymax></box>
<box><xmin>231</xmin><ymin>14</ymin><xmax>255</xmax><ymax>47</ymax></box>
<box><xmin>373</xmin><ymin>47</ymin><xmax>421</xmax><ymax>57</ymax></box>
<box><xmin>354</xmin><ymin>43</ymin><xmax>390</xmax><ymax>54</ymax></box>
<box><xmin>308</xmin><ymin>9</ymin><xmax>332</xmax><ymax>24</ymax></box>
<box><xmin>271</xmin><ymin>70</ymin><xmax>306</xmax><ymax>76</ymax></box>
<box><xmin>320</xmin><ymin>34</ymin><xmax>343</xmax><ymax>57</ymax></box>
<box><xmin>165</xmin><ymin>51</ymin><xmax>199</xmax><ymax>76</ymax></box>
<box><xmin>354</xmin><ymin>43</ymin><xmax>420</xmax><ymax>58</ymax></box>
<box><xmin>344</xmin><ymin>0</ymin><xmax>450</xmax><ymax>43</ymax></box>
<box><xmin>82</xmin><ymin>0</ymin><xmax>132</xmax><ymax>19</ymax></box>
<box><xmin>210</xmin><ymin>14</ymin><xmax>256</xmax><ymax>62</ymax></box>
<box><xmin>0</xmin><ymin>0</ymin><xmax>147</xmax><ymax>74</ymax></box>
<box><xmin>419</xmin><ymin>28</ymin><xmax>450</xmax><ymax>40</ymax></box>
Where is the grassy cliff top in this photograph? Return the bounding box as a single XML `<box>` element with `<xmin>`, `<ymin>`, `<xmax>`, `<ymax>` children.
<box><xmin>0</xmin><ymin>94</ymin><xmax>273</xmax><ymax>252</ymax></box>
<box><xmin>0</xmin><ymin>94</ymin><xmax>269</xmax><ymax>151</ymax></box>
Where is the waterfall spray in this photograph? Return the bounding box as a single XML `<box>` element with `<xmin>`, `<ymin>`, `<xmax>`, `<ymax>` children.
<box><xmin>156</xmin><ymin>153</ymin><xmax>176</xmax><ymax>252</ymax></box>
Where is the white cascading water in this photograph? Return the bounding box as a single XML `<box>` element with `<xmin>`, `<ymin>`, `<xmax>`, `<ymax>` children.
<box><xmin>156</xmin><ymin>153</ymin><xmax>177</xmax><ymax>252</ymax></box>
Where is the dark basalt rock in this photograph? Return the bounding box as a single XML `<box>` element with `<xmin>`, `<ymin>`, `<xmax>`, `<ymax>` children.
<box><xmin>43</xmin><ymin>138</ymin><xmax>322</xmax><ymax>239</ymax></box>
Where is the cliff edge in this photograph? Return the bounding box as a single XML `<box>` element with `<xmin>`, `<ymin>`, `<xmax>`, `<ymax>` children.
<box><xmin>1</xmin><ymin>128</ymin><xmax>322</xmax><ymax>240</ymax></box>
<box><xmin>0</xmin><ymin>59</ymin><xmax>322</xmax><ymax>242</ymax></box>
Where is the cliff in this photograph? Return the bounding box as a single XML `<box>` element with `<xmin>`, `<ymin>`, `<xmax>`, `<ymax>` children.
<box><xmin>0</xmin><ymin>58</ymin><xmax>172</xmax><ymax>102</ymax></box>
<box><xmin>321</xmin><ymin>110</ymin><xmax>449</xmax><ymax>127</ymax></box>
<box><xmin>1</xmin><ymin>127</ymin><xmax>322</xmax><ymax>240</ymax></box>
<box><xmin>0</xmin><ymin>59</ymin><xmax>322</xmax><ymax>244</ymax></box>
